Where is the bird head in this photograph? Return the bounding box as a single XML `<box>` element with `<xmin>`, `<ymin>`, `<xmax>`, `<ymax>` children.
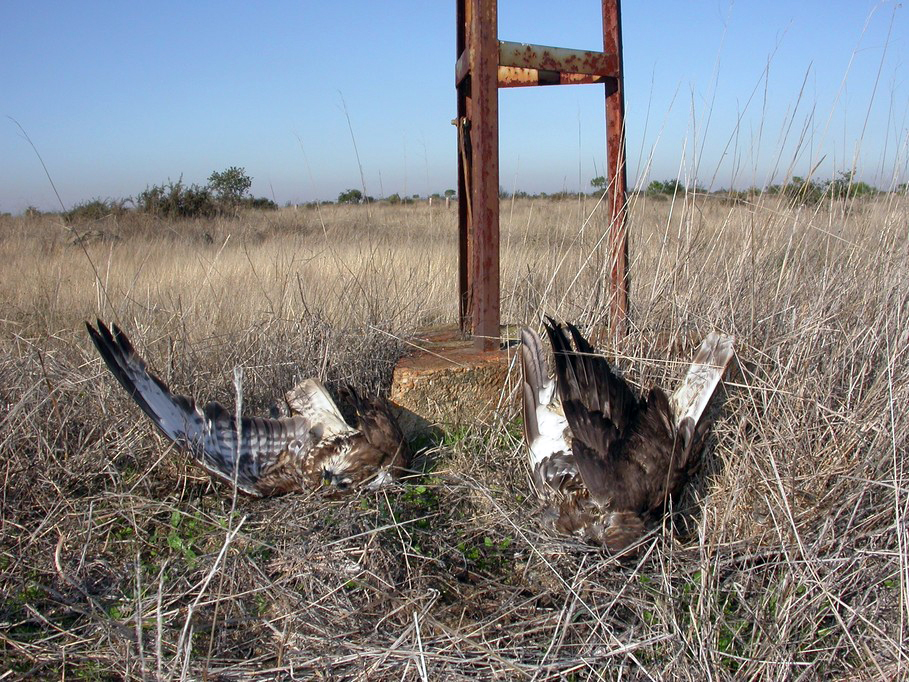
<box><xmin>321</xmin><ymin>465</ymin><xmax>353</xmax><ymax>491</ymax></box>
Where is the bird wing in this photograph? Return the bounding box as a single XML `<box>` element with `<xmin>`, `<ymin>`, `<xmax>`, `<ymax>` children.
<box><xmin>520</xmin><ymin>326</ymin><xmax>557</xmax><ymax>407</ymax></box>
<box><xmin>630</xmin><ymin>333</ymin><xmax>734</xmax><ymax>515</ymax></box>
<box><xmin>670</xmin><ymin>332</ymin><xmax>735</xmax><ymax>431</ymax></box>
<box><xmin>520</xmin><ymin>328</ymin><xmax>543</xmax><ymax>450</ymax></box>
<box><xmin>520</xmin><ymin>327</ymin><xmax>575</xmax><ymax>499</ymax></box>
<box><xmin>543</xmin><ymin>318</ymin><xmax>647</xmax><ymax>503</ymax></box>
<box><xmin>86</xmin><ymin>320</ymin><xmax>339</xmax><ymax>496</ymax></box>
<box><xmin>285</xmin><ymin>378</ymin><xmax>356</xmax><ymax>440</ymax></box>
<box><xmin>545</xmin><ymin>319</ymin><xmax>638</xmax><ymax>437</ymax></box>
<box><xmin>339</xmin><ymin>386</ymin><xmax>411</xmax><ymax>487</ymax></box>
<box><xmin>623</xmin><ymin>385</ymin><xmax>686</xmax><ymax>512</ymax></box>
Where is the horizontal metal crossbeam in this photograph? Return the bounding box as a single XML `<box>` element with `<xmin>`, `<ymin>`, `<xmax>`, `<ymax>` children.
<box><xmin>498</xmin><ymin>41</ymin><xmax>619</xmax><ymax>77</ymax></box>
<box><xmin>456</xmin><ymin>40</ymin><xmax>619</xmax><ymax>88</ymax></box>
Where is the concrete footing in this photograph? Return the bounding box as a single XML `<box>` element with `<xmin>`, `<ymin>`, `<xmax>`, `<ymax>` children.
<box><xmin>390</xmin><ymin>325</ymin><xmax>515</xmax><ymax>436</ymax></box>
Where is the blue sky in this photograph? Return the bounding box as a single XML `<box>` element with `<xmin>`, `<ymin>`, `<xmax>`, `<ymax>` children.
<box><xmin>2</xmin><ymin>1</ymin><xmax>907</xmax><ymax>213</ymax></box>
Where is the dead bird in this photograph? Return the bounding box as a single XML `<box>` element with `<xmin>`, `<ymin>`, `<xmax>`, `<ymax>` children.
<box><xmin>86</xmin><ymin>320</ymin><xmax>410</xmax><ymax>497</ymax></box>
<box><xmin>520</xmin><ymin>318</ymin><xmax>734</xmax><ymax>550</ymax></box>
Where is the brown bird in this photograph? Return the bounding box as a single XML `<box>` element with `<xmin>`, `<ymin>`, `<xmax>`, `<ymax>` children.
<box><xmin>86</xmin><ymin>320</ymin><xmax>410</xmax><ymax>497</ymax></box>
<box><xmin>521</xmin><ymin>319</ymin><xmax>734</xmax><ymax>550</ymax></box>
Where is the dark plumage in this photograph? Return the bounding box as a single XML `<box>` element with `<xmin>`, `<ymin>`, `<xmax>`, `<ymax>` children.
<box><xmin>521</xmin><ymin>319</ymin><xmax>734</xmax><ymax>550</ymax></box>
<box><xmin>86</xmin><ymin>320</ymin><xmax>410</xmax><ymax>497</ymax></box>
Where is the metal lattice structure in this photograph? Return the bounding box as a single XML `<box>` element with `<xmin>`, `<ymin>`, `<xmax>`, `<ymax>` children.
<box><xmin>455</xmin><ymin>0</ymin><xmax>628</xmax><ymax>350</ymax></box>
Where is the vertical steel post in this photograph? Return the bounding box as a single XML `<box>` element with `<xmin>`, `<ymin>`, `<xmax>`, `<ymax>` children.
<box><xmin>469</xmin><ymin>0</ymin><xmax>500</xmax><ymax>351</ymax></box>
<box><xmin>456</xmin><ymin>0</ymin><xmax>471</xmax><ymax>333</ymax></box>
<box><xmin>602</xmin><ymin>0</ymin><xmax>629</xmax><ymax>340</ymax></box>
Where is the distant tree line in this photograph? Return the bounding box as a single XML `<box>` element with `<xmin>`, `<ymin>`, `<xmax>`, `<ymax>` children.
<box><xmin>633</xmin><ymin>171</ymin><xmax>880</xmax><ymax>205</ymax></box>
<box><xmin>21</xmin><ymin>169</ymin><xmax>902</xmax><ymax>222</ymax></box>
<box><xmin>58</xmin><ymin>166</ymin><xmax>278</xmax><ymax>223</ymax></box>
<box><xmin>335</xmin><ymin>188</ymin><xmax>459</xmax><ymax>206</ymax></box>
<box><xmin>499</xmin><ymin>172</ymin><xmax>889</xmax><ymax>203</ymax></box>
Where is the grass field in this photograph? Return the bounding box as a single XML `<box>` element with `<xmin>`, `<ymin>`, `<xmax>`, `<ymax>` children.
<box><xmin>1</xmin><ymin>192</ymin><xmax>907</xmax><ymax>679</ymax></box>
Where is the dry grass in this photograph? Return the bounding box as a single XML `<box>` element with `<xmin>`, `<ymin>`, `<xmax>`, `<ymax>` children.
<box><xmin>1</xmin><ymin>193</ymin><xmax>907</xmax><ymax>680</ymax></box>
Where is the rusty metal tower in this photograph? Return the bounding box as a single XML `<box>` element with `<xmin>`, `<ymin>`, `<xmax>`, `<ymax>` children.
<box><xmin>455</xmin><ymin>0</ymin><xmax>628</xmax><ymax>350</ymax></box>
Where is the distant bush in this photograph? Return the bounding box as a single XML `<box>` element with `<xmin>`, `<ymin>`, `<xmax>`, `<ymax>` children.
<box><xmin>208</xmin><ymin>166</ymin><xmax>252</xmax><ymax>207</ymax></box>
<box><xmin>134</xmin><ymin>167</ymin><xmax>268</xmax><ymax>219</ymax></box>
<box><xmin>384</xmin><ymin>193</ymin><xmax>417</xmax><ymax>205</ymax></box>
<box><xmin>767</xmin><ymin>176</ymin><xmax>825</xmax><ymax>204</ymax></box>
<box><xmin>243</xmin><ymin>197</ymin><xmax>278</xmax><ymax>210</ymax></box>
<box><xmin>62</xmin><ymin>197</ymin><xmax>130</xmax><ymax>224</ymax></box>
<box><xmin>713</xmin><ymin>189</ymin><xmax>757</xmax><ymax>205</ymax></box>
<box><xmin>646</xmin><ymin>179</ymin><xmax>705</xmax><ymax>196</ymax></box>
<box><xmin>647</xmin><ymin>179</ymin><xmax>678</xmax><ymax>196</ymax></box>
<box><xmin>338</xmin><ymin>189</ymin><xmax>363</xmax><ymax>204</ymax></box>
<box><xmin>826</xmin><ymin>171</ymin><xmax>877</xmax><ymax>200</ymax></box>
<box><xmin>136</xmin><ymin>179</ymin><xmax>218</xmax><ymax>219</ymax></box>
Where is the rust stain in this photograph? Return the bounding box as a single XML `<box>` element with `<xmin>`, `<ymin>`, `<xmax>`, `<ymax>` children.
<box><xmin>498</xmin><ymin>40</ymin><xmax>619</xmax><ymax>77</ymax></box>
<box><xmin>498</xmin><ymin>66</ymin><xmax>606</xmax><ymax>88</ymax></box>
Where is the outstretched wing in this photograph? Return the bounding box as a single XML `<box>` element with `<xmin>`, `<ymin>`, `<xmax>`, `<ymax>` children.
<box><xmin>86</xmin><ymin>320</ymin><xmax>335</xmax><ymax>496</ymax></box>
<box><xmin>543</xmin><ymin>318</ymin><xmax>649</xmax><ymax>506</ymax></box>
<box><xmin>519</xmin><ymin>327</ymin><xmax>576</xmax><ymax>499</ymax></box>
<box><xmin>627</xmin><ymin>332</ymin><xmax>735</xmax><ymax>515</ymax></box>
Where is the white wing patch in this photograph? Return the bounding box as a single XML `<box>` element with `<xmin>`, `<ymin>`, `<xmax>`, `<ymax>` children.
<box><xmin>521</xmin><ymin>327</ymin><xmax>572</xmax><ymax>470</ymax></box>
<box><xmin>670</xmin><ymin>332</ymin><xmax>735</xmax><ymax>429</ymax></box>
<box><xmin>529</xmin><ymin>401</ymin><xmax>570</xmax><ymax>468</ymax></box>
<box><xmin>285</xmin><ymin>378</ymin><xmax>354</xmax><ymax>439</ymax></box>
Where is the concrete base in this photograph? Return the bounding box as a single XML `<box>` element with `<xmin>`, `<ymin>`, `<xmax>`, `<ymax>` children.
<box><xmin>390</xmin><ymin>325</ymin><xmax>515</xmax><ymax>436</ymax></box>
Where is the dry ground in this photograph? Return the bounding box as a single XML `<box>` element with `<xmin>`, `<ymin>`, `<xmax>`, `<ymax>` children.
<box><xmin>1</xmin><ymin>193</ymin><xmax>907</xmax><ymax>680</ymax></box>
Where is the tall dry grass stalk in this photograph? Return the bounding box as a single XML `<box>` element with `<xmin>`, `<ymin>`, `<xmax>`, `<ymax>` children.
<box><xmin>1</xmin><ymin>192</ymin><xmax>907</xmax><ymax>679</ymax></box>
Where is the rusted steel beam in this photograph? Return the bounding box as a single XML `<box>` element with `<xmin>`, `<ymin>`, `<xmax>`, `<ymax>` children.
<box><xmin>498</xmin><ymin>66</ymin><xmax>607</xmax><ymax>88</ymax></box>
<box><xmin>469</xmin><ymin>0</ymin><xmax>500</xmax><ymax>351</ymax></box>
<box><xmin>499</xmin><ymin>40</ymin><xmax>619</xmax><ymax>77</ymax></box>
<box><xmin>456</xmin><ymin>0</ymin><xmax>471</xmax><ymax>332</ymax></box>
<box><xmin>603</xmin><ymin>0</ymin><xmax>629</xmax><ymax>340</ymax></box>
